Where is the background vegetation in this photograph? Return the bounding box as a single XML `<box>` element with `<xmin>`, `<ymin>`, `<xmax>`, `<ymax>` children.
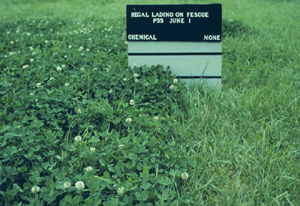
<box><xmin>0</xmin><ymin>0</ymin><xmax>299</xmax><ymax>205</ymax></box>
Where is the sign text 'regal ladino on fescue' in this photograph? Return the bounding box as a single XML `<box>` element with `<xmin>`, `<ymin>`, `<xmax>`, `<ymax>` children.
<box><xmin>127</xmin><ymin>4</ymin><xmax>222</xmax><ymax>89</ymax></box>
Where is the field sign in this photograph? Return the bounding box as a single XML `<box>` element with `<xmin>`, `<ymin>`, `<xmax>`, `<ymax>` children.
<box><xmin>126</xmin><ymin>4</ymin><xmax>222</xmax><ymax>89</ymax></box>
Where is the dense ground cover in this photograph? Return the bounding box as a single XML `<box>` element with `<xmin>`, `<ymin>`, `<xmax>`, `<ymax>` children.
<box><xmin>0</xmin><ymin>0</ymin><xmax>299</xmax><ymax>205</ymax></box>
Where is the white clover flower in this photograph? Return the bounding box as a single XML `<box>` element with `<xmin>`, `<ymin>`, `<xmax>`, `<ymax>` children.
<box><xmin>85</xmin><ymin>166</ymin><xmax>92</xmax><ymax>172</ymax></box>
<box><xmin>125</xmin><ymin>118</ymin><xmax>132</xmax><ymax>124</ymax></box>
<box><xmin>68</xmin><ymin>45</ymin><xmax>72</xmax><ymax>49</ymax></box>
<box><xmin>78</xmin><ymin>46</ymin><xmax>84</xmax><ymax>51</ymax></box>
<box><xmin>64</xmin><ymin>55</ymin><xmax>67</xmax><ymax>58</ymax></box>
<box><xmin>22</xmin><ymin>65</ymin><xmax>29</xmax><ymax>69</ymax></box>
<box><xmin>61</xmin><ymin>64</ymin><xmax>65</xmax><ymax>68</ymax></box>
<box><xmin>173</xmin><ymin>78</ymin><xmax>178</xmax><ymax>84</ymax></box>
<box><xmin>181</xmin><ymin>172</ymin><xmax>189</xmax><ymax>180</ymax></box>
<box><xmin>77</xmin><ymin>108</ymin><xmax>82</xmax><ymax>114</ymax></box>
<box><xmin>49</xmin><ymin>77</ymin><xmax>54</xmax><ymax>81</ymax></box>
<box><xmin>31</xmin><ymin>186</ymin><xmax>40</xmax><ymax>193</ymax></box>
<box><xmin>32</xmin><ymin>52</ymin><xmax>36</xmax><ymax>55</ymax></box>
<box><xmin>56</xmin><ymin>66</ymin><xmax>62</xmax><ymax>71</ymax></box>
<box><xmin>133</xmin><ymin>73</ymin><xmax>138</xmax><ymax>78</ymax></box>
<box><xmin>86</xmin><ymin>48</ymin><xmax>90</xmax><ymax>52</ymax></box>
<box><xmin>75</xmin><ymin>136</ymin><xmax>82</xmax><ymax>142</ymax></box>
<box><xmin>170</xmin><ymin>85</ymin><xmax>175</xmax><ymax>90</ymax></box>
<box><xmin>65</xmin><ymin>83</ymin><xmax>69</xmax><ymax>86</ymax></box>
<box><xmin>119</xmin><ymin>144</ymin><xmax>124</xmax><ymax>149</ymax></box>
<box><xmin>117</xmin><ymin>187</ymin><xmax>125</xmax><ymax>195</ymax></box>
<box><xmin>90</xmin><ymin>147</ymin><xmax>96</xmax><ymax>152</ymax></box>
<box><xmin>80</xmin><ymin>68</ymin><xmax>85</xmax><ymax>71</ymax></box>
<box><xmin>124</xmin><ymin>41</ymin><xmax>128</xmax><ymax>45</ymax></box>
<box><xmin>75</xmin><ymin>181</ymin><xmax>85</xmax><ymax>190</ymax></box>
<box><xmin>93</xmin><ymin>68</ymin><xmax>98</xmax><ymax>70</ymax></box>
<box><xmin>123</xmin><ymin>78</ymin><xmax>127</xmax><ymax>81</ymax></box>
<box><xmin>30</xmin><ymin>92</ymin><xmax>34</xmax><ymax>96</ymax></box>
<box><xmin>134</xmin><ymin>79</ymin><xmax>139</xmax><ymax>83</ymax></box>
<box><xmin>129</xmin><ymin>100</ymin><xmax>134</xmax><ymax>106</ymax></box>
<box><xmin>10</xmin><ymin>41</ymin><xmax>14</xmax><ymax>44</ymax></box>
<box><xmin>36</xmin><ymin>83</ymin><xmax>42</xmax><ymax>88</ymax></box>
<box><xmin>154</xmin><ymin>116</ymin><xmax>159</xmax><ymax>121</ymax></box>
<box><xmin>30</xmin><ymin>58</ymin><xmax>34</xmax><ymax>62</ymax></box>
<box><xmin>29</xmin><ymin>46</ymin><xmax>33</xmax><ymax>50</ymax></box>
<box><xmin>63</xmin><ymin>182</ymin><xmax>71</xmax><ymax>189</ymax></box>
<box><xmin>45</xmin><ymin>40</ymin><xmax>49</xmax><ymax>43</ymax></box>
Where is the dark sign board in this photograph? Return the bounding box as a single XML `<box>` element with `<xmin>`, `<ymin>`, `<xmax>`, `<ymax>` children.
<box><xmin>127</xmin><ymin>4</ymin><xmax>222</xmax><ymax>42</ymax></box>
<box><xmin>127</xmin><ymin>4</ymin><xmax>222</xmax><ymax>89</ymax></box>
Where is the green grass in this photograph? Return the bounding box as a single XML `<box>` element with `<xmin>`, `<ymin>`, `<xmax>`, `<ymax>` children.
<box><xmin>1</xmin><ymin>0</ymin><xmax>299</xmax><ymax>205</ymax></box>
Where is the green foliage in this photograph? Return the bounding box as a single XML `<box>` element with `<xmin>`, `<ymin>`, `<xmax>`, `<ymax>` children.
<box><xmin>222</xmin><ymin>19</ymin><xmax>251</xmax><ymax>38</ymax></box>
<box><xmin>0</xmin><ymin>17</ymin><xmax>192</xmax><ymax>205</ymax></box>
<box><xmin>1</xmin><ymin>0</ymin><xmax>300</xmax><ymax>205</ymax></box>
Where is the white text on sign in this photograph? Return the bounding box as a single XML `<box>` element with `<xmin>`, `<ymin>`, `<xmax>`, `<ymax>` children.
<box><xmin>204</xmin><ymin>35</ymin><xmax>221</xmax><ymax>41</ymax></box>
<box><xmin>153</xmin><ymin>18</ymin><xmax>185</xmax><ymax>23</ymax></box>
<box><xmin>131</xmin><ymin>11</ymin><xmax>209</xmax><ymax>24</ymax></box>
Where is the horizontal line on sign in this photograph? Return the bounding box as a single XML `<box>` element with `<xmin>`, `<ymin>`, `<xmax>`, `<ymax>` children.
<box><xmin>178</xmin><ymin>76</ymin><xmax>222</xmax><ymax>79</ymax></box>
<box><xmin>128</xmin><ymin>52</ymin><xmax>222</xmax><ymax>56</ymax></box>
<box><xmin>128</xmin><ymin>42</ymin><xmax>222</xmax><ymax>53</ymax></box>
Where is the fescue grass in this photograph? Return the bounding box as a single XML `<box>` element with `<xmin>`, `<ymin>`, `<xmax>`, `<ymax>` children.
<box><xmin>1</xmin><ymin>0</ymin><xmax>299</xmax><ymax>205</ymax></box>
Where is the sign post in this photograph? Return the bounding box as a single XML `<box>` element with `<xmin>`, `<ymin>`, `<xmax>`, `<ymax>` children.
<box><xmin>127</xmin><ymin>4</ymin><xmax>222</xmax><ymax>89</ymax></box>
